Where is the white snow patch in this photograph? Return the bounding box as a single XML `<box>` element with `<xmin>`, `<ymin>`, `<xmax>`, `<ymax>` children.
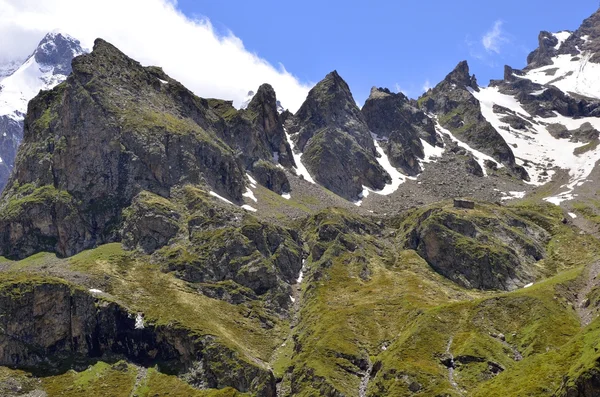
<box><xmin>281</xmin><ymin>192</ymin><xmax>291</xmax><ymax>200</ymax></box>
<box><xmin>421</xmin><ymin>138</ymin><xmax>444</xmax><ymax>163</ymax></box>
<box><xmin>241</xmin><ymin>205</ymin><xmax>258</xmax><ymax>212</ymax></box>
<box><xmin>530</xmin><ymin>88</ymin><xmax>547</xmax><ymax>96</ymax></box>
<box><xmin>552</xmin><ymin>31</ymin><xmax>572</xmax><ymax>50</ymax></box>
<box><xmin>520</xmin><ymin>51</ymin><xmax>600</xmax><ymax>100</ymax></box>
<box><xmin>523</xmin><ymin>283</ymin><xmax>534</xmax><ymax>289</ymax></box>
<box><xmin>501</xmin><ymin>191</ymin><xmax>526</xmax><ymax>201</ymax></box>
<box><xmin>355</xmin><ymin>135</ymin><xmax>410</xmax><ymax>206</ymax></box>
<box><xmin>209</xmin><ymin>191</ymin><xmax>234</xmax><ymax>206</ymax></box>
<box><xmin>158</xmin><ymin>79</ymin><xmax>168</xmax><ymax>84</ymax></box>
<box><xmin>568</xmin><ymin>212</ymin><xmax>577</xmax><ymax>219</ymax></box>
<box><xmin>284</xmin><ymin>128</ymin><xmax>315</xmax><ymax>184</ymax></box>
<box><xmin>290</xmin><ymin>295</ymin><xmax>296</xmax><ymax>303</ymax></box>
<box><xmin>544</xmin><ymin>193</ymin><xmax>575</xmax><ymax>205</ymax></box>
<box><xmin>246</xmin><ymin>173</ymin><xmax>257</xmax><ymax>188</ymax></box>
<box><xmin>89</xmin><ymin>288</ymin><xmax>103</xmax><ymax>294</ymax></box>
<box><xmin>434</xmin><ymin>119</ymin><xmax>500</xmax><ymax>176</ymax></box>
<box><xmin>135</xmin><ymin>313</ymin><xmax>144</xmax><ymax>329</ymax></box>
<box><xmin>243</xmin><ymin>188</ymin><xmax>257</xmax><ymax>203</ymax></box>
<box><xmin>372</xmin><ymin>138</ymin><xmax>407</xmax><ymax>195</ymax></box>
<box><xmin>469</xmin><ymin>86</ymin><xmax>600</xmax><ymax>199</ymax></box>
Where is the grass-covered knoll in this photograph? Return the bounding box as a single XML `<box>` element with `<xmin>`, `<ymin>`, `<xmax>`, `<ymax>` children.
<box><xmin>372</xmin><ymin>267</ymin><xmax>585</xmax><ymax>396</ymax></box>
<box><xmin>66</xmin><ymin>243</ymin><xmax>287</xmax><ymax>366</ymax></box>
<box><xmin>274</xmin><ymin>208</ymin><xmax>483</xmax><ymax>396</ymax></box>
<box><xmin>2</xmin><ymin>200</ymin><xmax>600</xmax><ymax>396</ymax></box>
<box><xmin>272</xmin><ymin>202</ymin><xmax>600</xmax><ymax>396</ymax></box>
<box><xmin>31</xmin><ymin>361</ymin><xmax>247</xmax><ymax>397</ymax></box>
<box><xmin>391</xmin><ymin>201</ymin><xmax>597</xmax><ymax>290</ymax></box>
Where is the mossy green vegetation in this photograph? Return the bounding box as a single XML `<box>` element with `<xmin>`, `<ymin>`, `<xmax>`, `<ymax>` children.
<box><xmin>2</xmin><ymin>198</ymin><xmax>600</xmax><ymax>396</ymax></box>
<box><xmin>0</xmin><ymin>185</ymin><xmax>75</xmax><ymax>220</ymax></box>
<box><xmin>574</xmin><ymin>138</ymin><xmax>600</xmax><ymax>155</ymax></box>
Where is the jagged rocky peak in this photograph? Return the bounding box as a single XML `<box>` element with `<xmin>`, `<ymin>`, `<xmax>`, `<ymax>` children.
<box><xmin>0</xmin><ymin>38</ymin><xmax>248</xmax><ymax>259</ymax></box>
<box><xmin>286</xmin><ymin>71</ymin><xmax>391</xmax><ymax>201</ymax></box>
<box><xmin>291</xmin><ymin>70</ymin><xmax>374</xmax><ymax>152</ymax></box>
<box><xmin>33</xmin><ymin>31</ymin><xmax>85</xmax><ymax>75</ymax></box>
<box><xmin>526</xmin><ymin>31</ymin><xmax>562</xmax><ymax>69</ymax></box>
<box><xmin>419</xmin><ymin>60</ymin><xmax>528</xmax><ymax>179</ymax></box>
<box><xmin>443</xmin><ymin>60</ymin><xmax>479</xmax><ymax>91</ymax></box>
<box><xmin>362</xmin><ymin>86</ymin><xmax>439</xmax><ymax>176</ymax></box>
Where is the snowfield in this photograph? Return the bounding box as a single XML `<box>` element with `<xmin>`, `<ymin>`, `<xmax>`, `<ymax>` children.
<box><xmin>469</xmin><ymin>85</ymin><xmax>600</xmax><ymax>204</ymax></box>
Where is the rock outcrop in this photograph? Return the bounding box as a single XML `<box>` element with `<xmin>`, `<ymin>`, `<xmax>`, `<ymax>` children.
<box><xmin>401</xmin><ymin>203</ymin><xmax>549</xmax><ymax>290</ymax></box>
<box><xmin>0</xmin><ymin>39</ymin><xmax>247</xmax><ymax>259</ymax></box>
<box><xmin>286</xmin><ymin>71</ymin><xmax>391</xmax><ymax>200</ymax></box>
<box><xmin>362</xmin><ymin>87</ymin><xmax>440</xmax><ymax>176</ymax></box>
<box><xmin>0</xmin><ymin>278</ymin><xmax>276</xmax><ymax>396</ymax></box>
<box><xmin>418</xmin><ymin>61</ymin><xmax>529</xmax><ymax>180</ymax></box>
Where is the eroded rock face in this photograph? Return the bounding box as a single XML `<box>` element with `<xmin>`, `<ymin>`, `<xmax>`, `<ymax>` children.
<box><xmin>0</xmin><ymin>280</ymin><xmax>276</xmax><ymax>396</ymax></box>
<box><xmin>558</xmin><ymin>369</ymin><xmax>600</xmax><ymax>397</ymax></box>
<box><xmin>0</xmin><ymin>39</ymin><xmax>247</xmax><ymax>259</ymax></box>
<box><xmin>212</xmin><ymin>83</ymin><xmax>295</xmax><ymax>176</ymax></box>
<box><xmin>362</xmin><ymin>87</ymin><xmax>440</xmax><ymax>176</ymax></box>
<box><xmin>418</xmin><ymin>61</ymin><xmax>528</xmax><ymax>180</ymax></box>
<box><xmin>121</xmin><ymin>191</ymin><xmax>181</xmax><ymax>254</ymax></box>
<box><xmin>252</xmin><ymin>160</ymin><xmax>291</xmax><ymax>195</ymax></box>
<box><xmin>402</xmin><ymin>206</ymin><xmax>549</xmax><ymax>290</ymax></box>
<box><xmin>286</xmin><ymin>71</ymin><xmax>390</xmax><ymax>201</ymax></box>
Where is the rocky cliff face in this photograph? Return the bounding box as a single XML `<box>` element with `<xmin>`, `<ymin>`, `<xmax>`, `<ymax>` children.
<box><xmin>401</xmin><ymin>203</ymin><xmax>548</xmax><ymax>290</ymax></box>
<box><xmin>0</xmin><ymin>278</ymin><xmax>275</xmax><ymax>395</ymax></box>
<box><xmin>0</xmin><ymin>32</ymin><xmax>85</xmax><ymax>193</ymax></box>
<box><xmin>0</xmin><ymin>39</ymin><xmax>246</xmax><ymax>259</ymax></box>
<box><xmin>286</xmin><ymin>71</ymin><xmax>391</xmax><ymax>201</ymax></box>
<box><xmin>418</xmin><ymin>61</ymin><xmax>528</xmax><ymax>179</ymax></box>
<box><xmin>4</xmin><ymin>8</ymin><xmax>600</xmax><ymax>397</ymax></box>
<box><xmin>362</xmin><ymin>87</ymin><xmax>440</xmax><ymax>176</ymax></box>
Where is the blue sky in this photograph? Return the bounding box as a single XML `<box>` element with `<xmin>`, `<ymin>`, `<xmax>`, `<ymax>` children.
<box><xmin>177</xmin><ymin>0</ymin><xmax>600</xmax><ymax>105</ymax></box>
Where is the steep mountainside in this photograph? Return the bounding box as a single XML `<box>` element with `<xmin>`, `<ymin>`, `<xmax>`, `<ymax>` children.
<box><xmin>0</xmin><ymin>32</ymin><xmax>85</xmax><ymax>192</ymax></box>
<box><xmin>4</xmin><ymin>8</ymin><xmax>600</xmax><ymax>397</ymax></box>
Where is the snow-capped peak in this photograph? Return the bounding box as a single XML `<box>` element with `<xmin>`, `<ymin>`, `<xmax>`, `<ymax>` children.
<box><xmin>0</xmin><ymin>32</ymin><xmax>85</xmax><ymax>120</ymax></box>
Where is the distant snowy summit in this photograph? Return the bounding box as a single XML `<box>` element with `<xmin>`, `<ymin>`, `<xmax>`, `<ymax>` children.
<box><xmin>0</xmin><ymin>32</ymin><xmax>86</xmax><ymax>120</ymax></box>
<box><xmin>0</xmin><ymin>32</ymin><xmax>85</xmax><ymax>191</ymax></box>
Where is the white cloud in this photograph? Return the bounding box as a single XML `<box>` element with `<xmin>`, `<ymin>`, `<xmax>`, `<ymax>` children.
<box><xmin>0</xmin><ymin>0</ymin><xmax>311</xmax><ymax>112</ymax></box>
<box><xmin>482</xmin><ymin>20</ymin><xmax>508</xmax><ymax>54</ymax></box>
<box><xmin>422</xmin><ymin>80</ymin><xmax>432</xmax><ymax>92</ymax></box>
<box><xmin>394</xmin><ymin>83</ymin><xmax>408</xmax><ymax>95</ymax></box>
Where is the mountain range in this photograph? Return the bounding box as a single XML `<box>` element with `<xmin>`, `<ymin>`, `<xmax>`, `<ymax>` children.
<box><xmin>2</xmin><ymin>8</ymin><xmax>600</xmax><ymax>397</ymax></box>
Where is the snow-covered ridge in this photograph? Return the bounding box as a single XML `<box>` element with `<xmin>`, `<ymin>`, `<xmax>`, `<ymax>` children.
<box><xmin>517</xmin><ymin>36</ymin><xmax>600</xmax><ymax>100</ymax></box>
<box><xmin>469</xmin><ymin>85</ymin><xmax>600</xmax><ymax>204</ymax></box>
